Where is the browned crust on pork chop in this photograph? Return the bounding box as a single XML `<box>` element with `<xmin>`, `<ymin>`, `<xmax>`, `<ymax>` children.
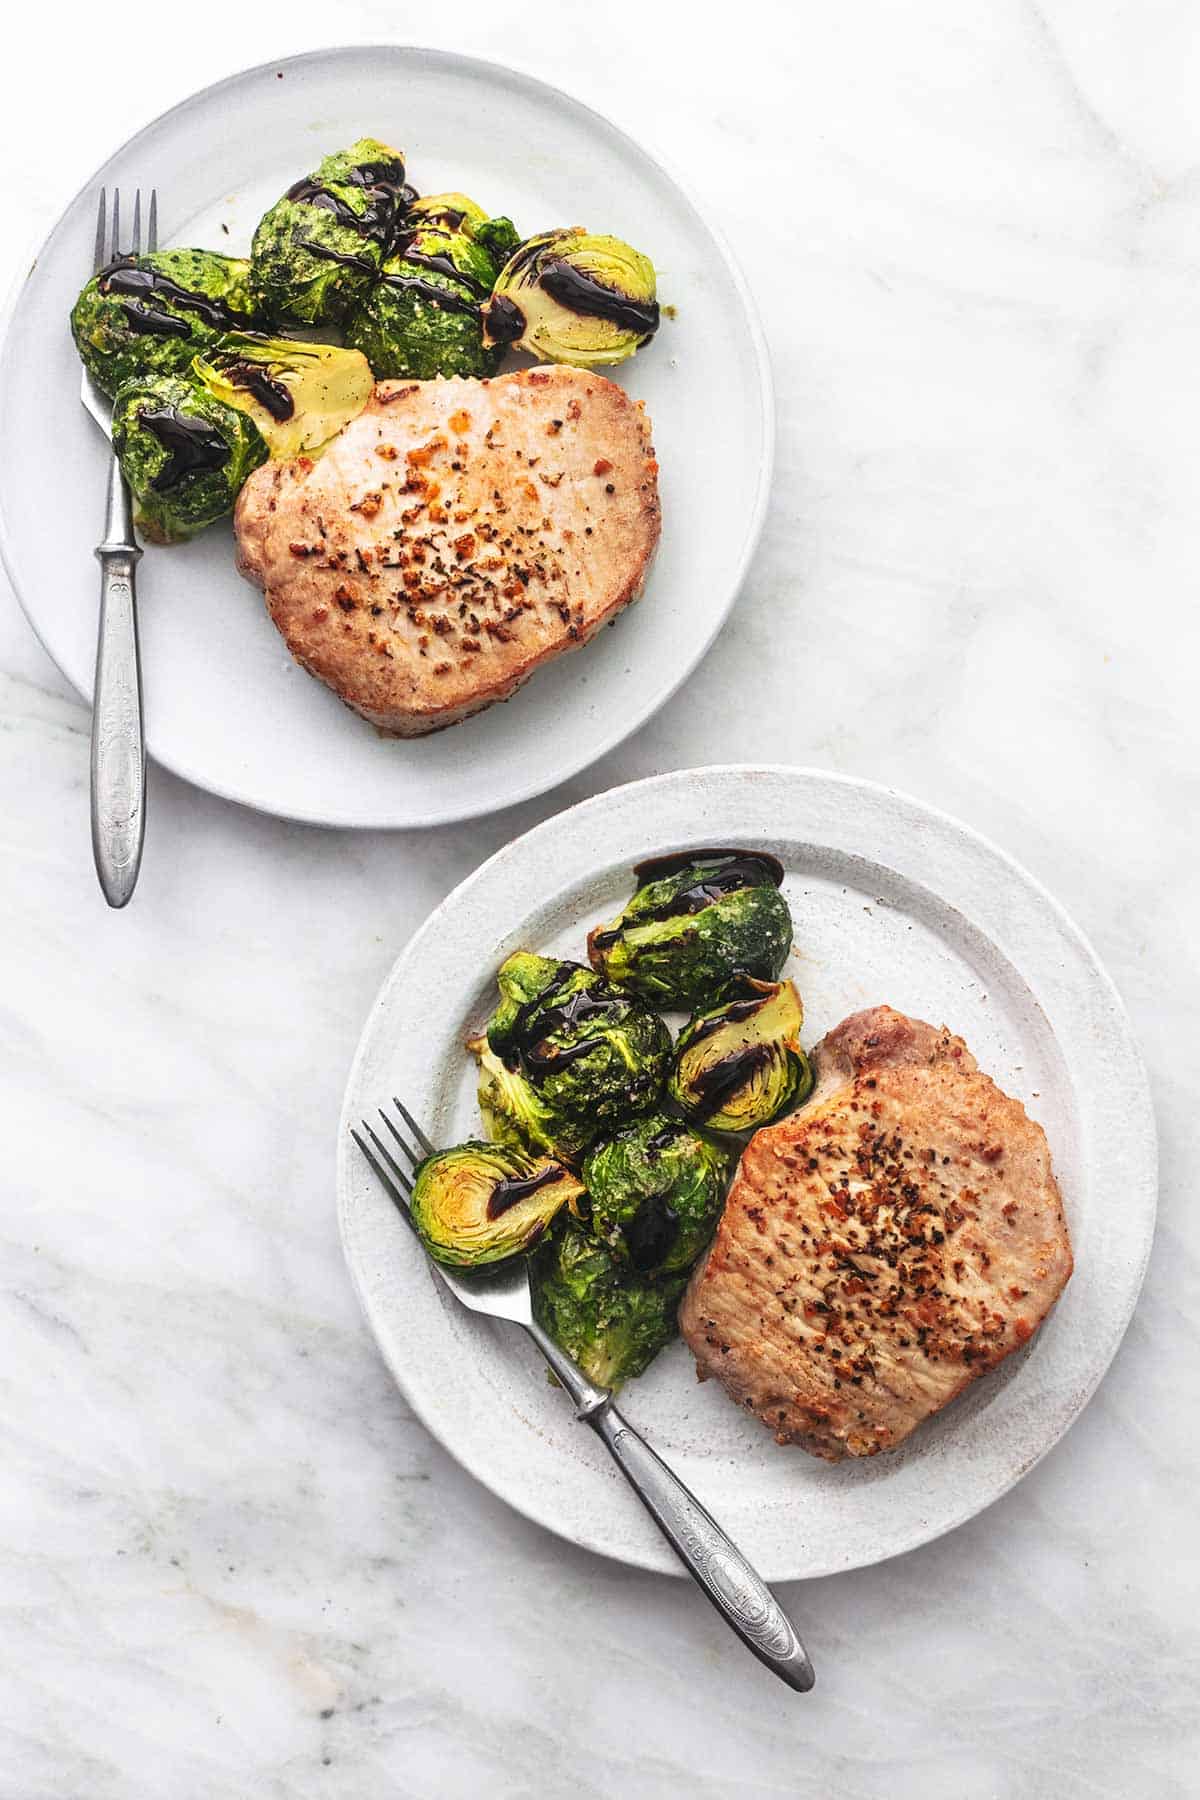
<box><xmin>679</xmin><ymin>1006</ymin><xmax>1073</xmax><ymax>1460</ymax></box>
<box><xmin>234</xmin><ymin>366</ymin><xmax>660</xmax><ymax>735</ymax></box>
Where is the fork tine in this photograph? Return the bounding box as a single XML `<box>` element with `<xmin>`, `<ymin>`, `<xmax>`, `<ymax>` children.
<box><xmin>110</xmin><ymin>189</ymin><xmax>120</xmax><ymax>264</ymax></box>
<box><xmin>379</xmin><ymin>1107</ymin><xmax>423</xmax><ymax>1170</ymax></box>
<box><xmin>351</xmin><ymin>1127</ymin><xmax>418</xmax><ymax>1234</ymax></box>
<box><xmin>393</xmin><ymin>1096</ymin><xmax>435</xmax><ymax>1157</ymax></box>
<box><xmin>362</xmin><ymin>1119</ymin><xmax>414</xmax><ymax>1197</ymax></box>
<box><xmin>147</xmin><ymin>188</ymin><xmax>158</xmax><ymax>254</ymax></box>
<box><xmin>131</xmin><ymin>189</ymin><xmax>141</xmax><ymax>258</ymax></box>
<box><xmin>92</xmin><ymin>189</ymin><xmax>107</xmax><ymax>274</ymax></box>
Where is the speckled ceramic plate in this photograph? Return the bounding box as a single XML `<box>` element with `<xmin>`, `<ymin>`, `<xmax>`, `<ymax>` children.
<box><xmin>0</xmin><ymin>47</ymin><xmax>771</xmax><ymax>828</ymax></box>
<box><xmin>337</xmin><ymin>767</ymin><xmax>1156</xmax><ymax>1578</ymax></box>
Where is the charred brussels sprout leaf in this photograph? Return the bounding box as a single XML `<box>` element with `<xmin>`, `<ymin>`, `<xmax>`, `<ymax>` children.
<box><xmin>410</xmin><ymin>1140</ymin><xmax>582</xmax><ymax>1269</ymax></box>
<box><xmin>408</xmin><ymin>192</ymin><xmax>491</xmax><ymax>233</ymax></box>
<box><xmin>345</xmin><ymin>193</ymin><xmax>518</xmax><ymax>380</ymax></box>
<box><xmin>483</xmin><ymin>228</ymin><xmax>660</xmax><ymax>368</ymax></box>
<box><xmin>473</xmin><ymin>214</ymin><xmax>522</xmax><ymax>267</ymax></box>
<box><xmin>531</xmin><ymin>1219</ymin><xmax>686</xmax><ymax>1390</ymax></box>
<box><xmin>669</xmin><ymin>977</ymin><xmax>813</xmax><ymax>1135</ymax></box>
<box><xmin>250</xmin><ymin>138</ymin><xmax>411</xmax><ymax>326</ymax></box>
<box><xmin>194</xmin><ymin>333</ymin><xmax>373</xmax><ymax>458</ymax></box>
<box><xmin>468</xmin><ymin>1036</ymin><xmax>566</xmax><ymax>1159</ymax></box>
<box><xmin>469</xmin><ymin>952</ymin><xmax>672</xmax><ymax>1161</ymax></box>
<box><xmin>111</xmin><ymin>372</ymin><xmax>267</xmax><ymax>544</ymax></box>
<box><xmin>70</xmin><ymin>250</ymin><xmax>258</xmax><ymax>398</ymax></box>
<box><xmin>401</xmin><ymin>193</ymin><xmax>520</xmax><ymax>268</ymax></box>
<box><xmin>582</xmin><ymin>1114</ymin><xmax>729</xmax><ymax>1275</ymax></box>
<box><xmin>588</xmin><ymin>850</ymin><xmax>793</xmax><ymax>1010</ymax></box>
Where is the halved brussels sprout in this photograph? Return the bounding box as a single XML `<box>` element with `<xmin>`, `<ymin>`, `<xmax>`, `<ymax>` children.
<box><xmin>194</xmin><ymin>333</ymin><xmax>374</xmax><ymax>458</ymax></box>
<box><xmin>345</xmin><ymin>194</ymin><xmax>519</xmax><ymax>379</ymax></box>
<box><xmin>669</xmin><ymin>977</ymin><xmax>813</xmax><ymax>1135</ymax></box>
<box><xmin>482</xmin><ymin>228</ymin><xmax>660</xmax><ymax>368</ymax></box>
<box><xmin>582</xmin><ymin>1114</ymin><xmax>729</xmax><ymax>1275</ymax></box>
<box><xmin>250</xmin><ymin>138</ymin><xmax>412</xmax><ymax>326</ymax></box>
<box><xmin>70</xmin><ymin>249</ymin><xmax>258</xmax><ymax>398</ymax></box>
<box><xmin>469</xmin><ymin>952</ymin><xmax>672</xmax><ymax>1162</ymax></box>
<box><xmin>531</xmin><ymin>1218</ymin><xmax>687</xmax><ymax>1390</ymax></box>
<box><xmin>588</xmin><ymin>849</ymin><xmax>793</xmax><ymax>1010</ymax></box>
<box><xmin>410</xmin><ymin>1140</ymin><xmax>583</xmax><ymax>1269</ymax></box>
<box><xmin>110</xmin><ymin>371</ymin><xmax>268</xmax><ymax>544</ymax></box>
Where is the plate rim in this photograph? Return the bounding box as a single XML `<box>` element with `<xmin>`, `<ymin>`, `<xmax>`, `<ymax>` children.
<box><xmin>0</xmin><ymin>44</ymin><xmax>775</xmax><ymax>831</ymax></box>
<box><xmin>336</xmin><ymin>763</ymin><xmax>1158</xmax><ymax>1578</ymax></box>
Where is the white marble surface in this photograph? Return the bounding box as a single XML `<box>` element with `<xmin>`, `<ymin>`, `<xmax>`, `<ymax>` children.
<box><xmin>2</xmin><ymin>3</ymin><xmax>1197</xmax><ymax>1794</ymax></box>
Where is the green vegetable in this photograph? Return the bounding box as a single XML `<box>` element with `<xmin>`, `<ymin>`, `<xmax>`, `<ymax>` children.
<box><xmin>410</xmin><ymin>1140</ymin><xmax>583</xmax><ymax>1269</ymax></box>
<box><xmin>345</xmin><ymin>192</ymin><xmax>519</xmax><ymax>379</ymax></box>
<box><xmin>588</xmin><ymin>851</ymin><xmax>793</xmax><ymax>1010</ymax></box>
<box><xmin>407</xmin><ymin>192</ymin><xmax>520</xmax><ymax>268</ymax></box>
<box><xmin>110</xmin><ymin>371</ymin><xmax>267</xmax><ymax>544</ymax></box>
<box><xmin>582</xmin><ymin>1114</ymin><xmax>728</xmax><ymax>1275</ymax></box>
<box><xmin>193</xmin><ymin>332</ymin><xmax>374</xmax><ymax>458</ymax></box>
<box><xmin>468</xmin><ymin>952</ymin><xmax>672</xmax><ymax>1162</ymax></box>
<box><xmin>250</xmin><ymin>138</ymin><xmax>410</xmax><ymax>326</ymax></box>
<box><xmin>531</xmin><ymin>1218</ymin><xmax>686</xmax><ymax>1390</ymax></box>
<box><xmin>70</xmin><ymin>249</ymin><xmax>257</xmax><ymax>398</ymax></box>
<box><xmin>669</xmin><ymin>977</ymin><xmax>813</xmax><ymax>1135</ymax></box>
<box><xmin>482</xmin><ymin>228</ymin><xmax>660</xmax><ymax>368</ymax></box>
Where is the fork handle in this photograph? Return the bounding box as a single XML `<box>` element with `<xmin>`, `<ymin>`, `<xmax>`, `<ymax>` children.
<box><xmin>521</xmin><ymin>1319</ymin><xmax>814</xmax><ymax>1692</ymax></box>
<box><xmin>91</xmin><ymin>455</ymin><xmax>145</xmax><ymax>908</ymax></box>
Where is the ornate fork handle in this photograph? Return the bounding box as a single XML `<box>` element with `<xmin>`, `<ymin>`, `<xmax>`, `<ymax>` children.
<box><xmin>524</xmin><ymin>1318</ymin><xmax>815</xmax><ymax>1691</ymax></box>
<box><xmin>91</xmin><ymin>454</ymin><xmax>145</xmax><ymax>908</ymax></box>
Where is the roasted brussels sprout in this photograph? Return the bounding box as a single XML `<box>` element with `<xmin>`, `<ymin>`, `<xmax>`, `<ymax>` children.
<box><xmin>482</xmin><ymin>228</ymin><xmax>660</xmax><ymax>368</ymax></box>
<box><xmin>582</xmin><ymin>1113</ymin><xmax>729</xmax><ymax>1275</ymax></box>
<box><xmin>110</xmin><ymin>372</ymin><xmax>267</xmax><ymax>544</ymax></box>
<box><xmin>588</xmin><ymin>850</ymin><xmax>793</xmax><ymax>1010</ymax></box>
<box><xmin>345</xmin><ymin>192</ymin><xmax>519</xmax><ymax>379</ymax></box>
<box><xmin>531</xmin><ymin>1218</ymin><xmax>686</xmax><ymax>1390</ymax></box>
<box><xmin>250</xmin><ymin>138</ymin><xmax>412</xmax><ymax>326</ymax></box>
<box><xmin>410</xmin><ymin>1140</ymin><xmax>583</xmax><ymax>1269</ymax></box>
<box><xmin>669</xmin><ymin>977</ymin><xmax>813</xmax><ymax>1135</ymax></box>
<box><xmin>194</xmin><ymin>333</ymin><xmax>373</xmax><ymax>458</ymax></box>
<box><xmin>407</xmin><ymin>192</ymin><xmax>521</xmax><ymax>268</ymax></box>
<box><xmin>468</xmin><ymin>952</ymin><xmax>672</xmax><ymax>1161</ymax></box>
<box><xmin>70</xmin><ymin>249</ymin><xmax>257</xmax><ymax>398</ymax></box>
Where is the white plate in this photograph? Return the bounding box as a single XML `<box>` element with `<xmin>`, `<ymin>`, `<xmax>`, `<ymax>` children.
<box><xmin>337</xmin><ymin>766</ymin><xmax>1156</xmax><ymax>1580</ymax></box>
<box><xmin>0</xmin><ymin>49</ymin><xmax>771</xmax><ymax>829</ymax></box>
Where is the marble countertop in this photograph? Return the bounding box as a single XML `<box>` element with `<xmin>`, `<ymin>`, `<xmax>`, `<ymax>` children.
<box><xmin>3</xmin><ymin>4</ymin><xmax>1196</xmax><ymax>1794</ymax></box>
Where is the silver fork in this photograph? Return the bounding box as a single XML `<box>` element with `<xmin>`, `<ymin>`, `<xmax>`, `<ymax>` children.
<box><xmin>352</xmin><ymin>1099</ymin><xmax>816</xmax><ymax>1692</ymax></box>
<box><xmin>80</xmin><ymin>187</ymin><xmax>158</xmax><ymax>909</ymax></box>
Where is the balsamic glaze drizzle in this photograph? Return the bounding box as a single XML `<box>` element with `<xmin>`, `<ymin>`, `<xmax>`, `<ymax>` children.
<box><xmin>624</xmin><ymin>1194</ymin><xmax>679</xmax><ymax>1271</ymax></box>
<box><xmin>483</xmin><ymin>293</ymin><xmax>526</xmax><ymax>343</ymax></box>
<box><xmin>486</xmin><ymin>1164</ymin><xmax>563</xmax><ymax>1220</ymax></box>
<box><xmin>539</xmin><ymin>259</ymin><xmax>659</xmax><ymax>337</ymax></box>
<box><xmin>688</xmin><ymin>1042</ymin><xmax>774</xmax><ymax>1115</ymax></box>
<box><xmin>218</xmin><ymin>360</ymin><xmax>295</xmax><ymax>421</ymax></box>
<box><xmin>503</xmin><ymin>967</ymin><xmax>624</xmax><ymax>1081</ymax></box>
<box><xmin>686</xmin><ymin>989</ymin><xmax>772</xmax><ymax>1046</ymax></box>
<box><xmin>376</xmin><ymin>269</ymin><xmax>479</xmax><ymax>314</ymax></box>
<box><xmin>137</xmin><ymin>405</ymin><xmax>230</xmax><ymax>491</ymax></box>
<box><xmin>632</xmin><ymin>849</ymin><xmax>785</xmax><ymax>890</ymax></box>
<box><xmin>98</xmin><ymin>261</ymin><xmax>249</xmax><ymax>339</ymax></box>
<box><xmin>296</xmin><ymin>237</ymin><xmax>378</xmax><ymax>276</ymax></box>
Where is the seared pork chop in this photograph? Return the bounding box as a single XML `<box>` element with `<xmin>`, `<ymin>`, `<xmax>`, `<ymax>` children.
<box><xmin>234</xmin><ymin>366</ymin><xmax>660</xmax><ymax>735</ymax></box>
<box><xmin>679</xmin><ymin>1006</ymin><xmax>1073</xmax><ymax>1460</ymax></box>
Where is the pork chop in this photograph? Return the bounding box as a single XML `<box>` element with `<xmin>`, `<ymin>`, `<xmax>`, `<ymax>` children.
<box><xmin>234</xmin><ymin>365</ymin><xmax>660</xmax><ymax>735</ymax></box>
<box><xmin>679</xmin><ymin>1006</ymin><xmax>1073</xmax><ymax>1460</ymax></box>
